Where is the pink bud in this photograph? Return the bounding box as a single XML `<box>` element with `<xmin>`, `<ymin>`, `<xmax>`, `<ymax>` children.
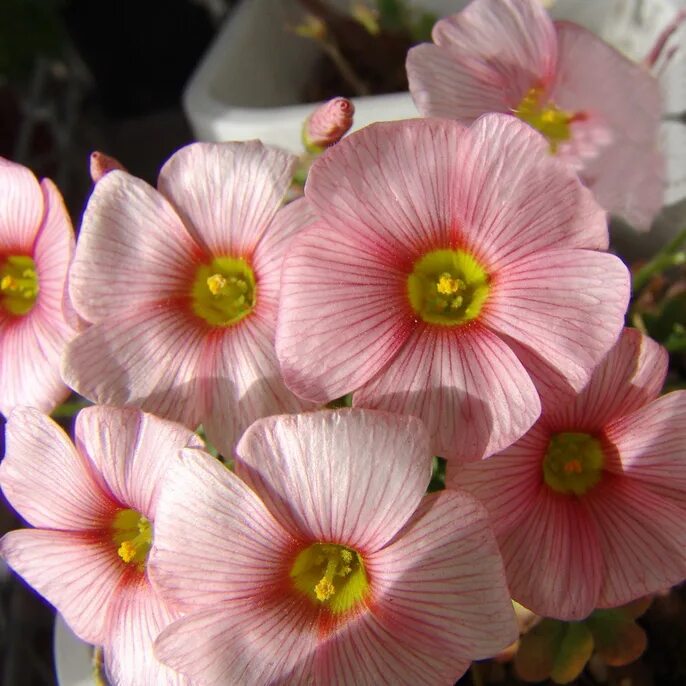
<box><xmin>89</xmin><ymin>151</ymin><xmax>126</xmax><ymax>183</ymax></box>
<box><xmin>303</xmin><ymin>97</ymin><xmax>355</xmax><ymax>152</ymax></box>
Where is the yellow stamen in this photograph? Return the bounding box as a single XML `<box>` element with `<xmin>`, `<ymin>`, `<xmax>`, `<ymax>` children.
<box><xmin>117</xmin><ymin>540</ymin><xmax>137</xmax><ymax>563</ymax></box>
<box><xmin>111</xmin><ymin>509</ymin><xmax>152</xmax><ymax>571</ymax></box>
<box><xmin>0</xmin><ymin>255</ymin><xmax>39</xmax><ymax>316</ymax></box>
<box><xmin>543</xmin><ymin>432</ymin><xmax>605</xmax><ymax>496</ymax></box>
<box><xmin>206</xmin><ymin>273</ymin><xmax>228</xmax><ymax>295</ymax></box>
<box><xmin>563</xmin><ymin>459</ymin><xmax>583</xmax><ymax>474</ymax></box>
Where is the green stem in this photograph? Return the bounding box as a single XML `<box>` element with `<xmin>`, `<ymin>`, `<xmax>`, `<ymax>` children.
<box><xmin>632</xmin><ymin>227</ymin><xmax>686</xmax><ymax>295</ymax></box>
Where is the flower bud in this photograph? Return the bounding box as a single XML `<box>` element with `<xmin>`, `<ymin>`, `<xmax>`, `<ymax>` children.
<box><xmin>90</xmin><ymin>151</ymin><xmax>125</xmax><ymax>183</ymax></box>
<box><xmin>302</xmin><ymin>97</ymin><xmax>355</xmax><ymax>153</ymax></box>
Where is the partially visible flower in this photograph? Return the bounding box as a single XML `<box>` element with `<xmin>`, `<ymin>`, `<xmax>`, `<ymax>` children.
<box><xmin>303</xmin><ymin>97</ymin><xmax>355</xmax><ymax>152</ymax></box>
<box><xmin>63</xmin><ymin>141</ymin><xmax>312</xmax><ymax>456</ymax></box>
<box><xmin>0</xmin><ymin>406</ymin><xmax>199</xmax><ymax>685</ymax></box>
<box><xmin>0</xmin><ymin>157</ymin><xmax>76</xmax><ymax>415</ymax></box>
<box><xmin>406</xmin><ymin>0</ymin><xmax>664</xmax><ymax>230</ymax></box>
<box><xmin>276</xmin><ymin>115</ymin><xmax>629</xmax><ymax>461</ymax></box>
<box><xmin>89</xmin><ymin>151</ymin><xmax>126</xmax><ymax>183</ymax></box>
<box><xmin>449</xmin><ymin>328</ymin><xmax>686</xmax><ymax>620</ymax></box>
<box><xmin>149</xmin><ymin>409</ymin><xmax>518</xmax><ymax>684</ymax></box>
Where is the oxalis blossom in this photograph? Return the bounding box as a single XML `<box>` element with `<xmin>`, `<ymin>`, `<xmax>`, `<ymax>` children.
<box><xmin>449</xmin><ymin>328</ymin><xmax>686</xmax><ymax>620</ymax></box>
<box><xmin>276</xmin><ymin>114</ymin><xmax>630</xmax><ymax>461</ymax></box>
<box><xmin>148</xmin><ymin>409</ymin><xmax>518</xmax><ymax>685</ymax></box>
<box><xmin>0</xmin><ymin>157</ymin><xmax>76</xmax><ymax>415</ymax></box>
<box><xmin>0</xmin><ymin>406</ymin><xmax>200</xmax><ymax>685</ymax></box>
<box><xmin>406</xmin><ymin>0</ymin><xmax>664</xmax><ymax>230</ymax></box>
<box><xmin>63</xmin><ymin>141</ymin><xmax>312</xmax><ymax>456</ymax></box>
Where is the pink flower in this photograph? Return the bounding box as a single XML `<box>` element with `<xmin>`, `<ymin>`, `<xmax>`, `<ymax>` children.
<box><xmin>149</xmin><ymin>409</ymin><xmax>518</xmax><ymax>685</ymax></box>
<box><xmin>0</xmin><ymin>406</ymin><xmax>199</xmax><ymax>685</ymax></box>
<box><xmin>275</xmin><ymin>115</ymin><xmax>630</xmax><ymax>461</ymax></box>
<box><xmin>303</xmin><ymin>97</ymin><xmax>355</xmax><ymax>152</ymax></box>
<box><xmin>449</xmin><ymin>328</ymin><xmax>686</xmax><ymax>620</ymax></box>
<box><xmin>63</xmin><ymin>141</ymin><xmax>312</xmax><ymax>456</ymax></box>
<box><xmin>406</xmin><ymin>0</ymin><xmax>664</xmax><ymax>230</ymax></box>
<box><xmin>0</xmin><ymin>157</ymin><xmax>76</xmax><ymax>415</ymax></box>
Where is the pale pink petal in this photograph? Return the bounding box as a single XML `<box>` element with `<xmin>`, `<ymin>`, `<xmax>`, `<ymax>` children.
<box><xmin>62</xmin><ymin>305</ymin><xmax>205</xmax><ymax>430</ymax></box>
<box><xmin>69</xmin><ymin>171</ymin><xmax>204</xmax><ymax>322</ymax></box>
<box><xmin>497</xmin><ymin>486</ymin><xmax>603</xmax><ymax>620</ymax></box>
<box><xmin>483</xmin><ymin>249</ymin><xmax>629</xmax><ymax>393</ymax></box>
<box><xmin>546</xmin><ymin>328</ymin><xmax>668</xmax><ymax>430</ymax></box>
<box><xmin>155</xmin><ymin>598</ymin><xmax>317</xmax><ymax>686</ymax></box>
<box><xmin>252</xmin><ymin>197</ymin><xmax>317</xmax><ymax>308</ymax></box>
<box><xmin>604</xmin><ymin>392</ymin><xmax>686</xmax><ymax>507</ymax></box>
<box><xmin>157</xmin><ymin>141</ymin><xmax>296</xmax><ymax>258</ymax></box>
<box><xmin>368</xmin><ymin>490</ymin><xmax>517</xmax><ymax>663</ymax></box>
<box><xmin>0</xmin><ymin>157</ymin><xmax>43</xmax><ymax>252</ymax></box>
<box><xmin>74</xmin><ymin>407</ymin><xmax>202</xmax><ymax>519</ymax></box>
<box><xmin>553</xmin><ymin>22</ymin><xmax>664</xmax><ymax>229</ymax></box>
<box><xmin>314</xmin><ymin>610</ymin><xmax>471</xmax><ymax>686</ymax></box>
<box><xmin>148</xmin><ymin>447</ymin><xmax>296</xmax><ymax>611</ymax></box>
<box><xmin>583</xmin><ymin>475</ymin><xmax>686</xmax><ymax>608</ymax></box>
<box><xmin>0</xmin><ymin>407</ymin><xmax>116</xmax><ymax>529</ymax></box>
<box><xmin>448</xmin><ymin>424</ymin><xmax>549</xmax><ymax>538</ymax></box>
<box><xmin>104</xmin><ymin>575</ymin><xmax>189</xmax><ymax>686</ymax></box>
<box><xmin>0</xmin><ymin>529</ymin><xmax>125</xmax><ymax>644</ymax></box>
<box><xmin>408</xmin><ymin>0</ymin><xmax>556</xmax><ymax>119</ymax></box>
<box><xmin>235</xmin><ymin>409</ymin><xmax>432</xmax><ymax>550</ymax></box>
<box><xmin>354</xmin><ymin>324</ymin><xmax>540</xmax><ymax>461</ymax></box>
<box><xmin>276</xmin><ymin>223</ymin><xmax>415</xmax><ymax>403</ymax></box>
<box><xmin>201</xmin><ymin>312</ymin><xmax>313</xmax><ymax>458</ymax></box>
<box><xmin>0</xmin><ymin>310</ymin><xmax>72</xmax><ymax>416</ymax></box>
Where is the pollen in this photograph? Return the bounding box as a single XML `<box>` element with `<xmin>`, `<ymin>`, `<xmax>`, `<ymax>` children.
<box><xmin>315</xmin><ymin>577</ymin><xmax>336</xmax><ymax>601</ymax></box>
<box><xmin>206</xmin><ymin>273</ymin><xmax>228</xmax><ymax>295</ymax></box>
<box><xmin>111</xmin><ymin>508</ymin><xmax>153</xmax><ymax>571</ymax></box>
<box><xmin>543</xmin><ymin>432</ymin><xmax>605</xmax><ymax>496</ymax></box>
<box><xmin>407</xmin><ymin>249</ymin><xmax>489</xmax><ymax>326</ymax></box>
<box><xmin>0</xmin><ymin>255</ymin><xmax>39</xmax><ymax>316</ymax></box>
<box><xmin>514</xmin><ymin>86</ymin><xmax>577</xmax><ymax>153</ymax></box>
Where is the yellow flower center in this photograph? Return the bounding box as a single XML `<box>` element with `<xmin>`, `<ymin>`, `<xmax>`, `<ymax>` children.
<box><xmin>407</xmin><ymin>248</ymin><xmax>489</xmax><ymax>326</ymax></box>
<box><xmin>514</xmin><ymin>87</ymin><xmax>576</xmax><ymax>153</ymax></box>
<box><xmin>543</xmin><ymin>432</ymin><xmax>605</xmax><ymax>496</ymax></box>
<box><xmin>291</xmin><ymin>543</ymin><xmax>369</xmax><ymax>614</ymax></box>
<box><xmin>191</xmin><ymin>256</ymin><xmax>256</xmax><ymax>327</ymax></box>
<box><xmin>0</xmin><ymin>255</ymin><xmax>39</xmax><ymax>316</ymax></box>
<box><xmin>112</xmin><ymin>508</ymin><xmax>152</xmax><ymax>570</ymax></box>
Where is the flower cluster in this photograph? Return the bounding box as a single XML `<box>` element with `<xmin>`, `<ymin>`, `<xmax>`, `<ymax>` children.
<box><xmin>1</xmin><ymin>1</ymin><xmax>685</xmax><ymax>685</ymax></box>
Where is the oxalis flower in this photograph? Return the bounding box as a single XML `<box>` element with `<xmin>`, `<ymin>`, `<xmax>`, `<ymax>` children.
<box><xmin>0</xmin><ymin>157</ymin><xmax>76</xmax><ymax>415</ymax></box>
<box><xmin>406</xmin><ymin>0</ymin><xmax>664</xmax><ymax>230</ymax></box>
<box><xmin>0</xmin><ymin>406</ymin><xmax>200</xmax><ymax>685</ymax></box>
<box><xmin>63</xmin><ymin>141</ymin><xmax>312</xmax><ymax>456</ymax></box>
<box><xmin>276</xmin><ymin>115</ymin><xmax>630</xmax><ymax>461</ymax></box>
<box><xmin>148</xmin><ymin>409</ymin><xmax>518</xmax><ymax>685</ymax></box>
<box><xmin>449</xmin><ymin>328</ymin><xmax>686</xmax><ymax>620</ymax></box>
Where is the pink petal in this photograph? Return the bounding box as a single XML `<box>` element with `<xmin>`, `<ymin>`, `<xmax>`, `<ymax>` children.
<box><xmin>354</xmin><ymin>324</ymin><xmax>540</xmax><ymax>461</ymax></box>
<box><xmin>447</xmin><ymin>423</ymin><xmax>549</xmax><ymax>538</ymax></box>
<box><xmin>104</xmin><ymin>575</ymin><xmax>189</xmax><ymax>686</ymax></box>
<box><xmin>201</xmin><ymin>312</ymin><xmax>313</xmax><ymax>458</ymax></box>
<box><xmin>553</xmin><ymin>22</ymin><xmax>664</xmax><ymax>229</ymax></box>
<box><xmin>0</xmin><ymin>529</ymin><xmax>125</xmax><ymax>644</ymax></box>
<box><xmin>546</xmin><ymin>328</ymin><xmax>668</xmax><ymax>430</ymax></box>
<box><xmin>583</xmin><ymin>475</ymin><xmax>686</xmax><ymax>608</ymax></box>
<box><xmin>0</xmin><ymin>407</ymin><xmax>116</xmax><ymax>529</ymax></box>
<box><xmin>408</xmin><ymin>0</ymin><xmax>557</xmax><ymax>118</ymax></box>
<box><xmin>314</xmin><ymin>610</ymin><xmax>471</xmax><ymax>686</ymax></box>
<box><xmin>498</xmin><ymin>486</ymin><xmax>603</xmax><ymax>620</ymax></box>
<box><xmin>74</xmin><ymin>406</ymin><xmax>202</xmax><ymax>519</ymax></box>
<box><xmin>483</xmin><ymin>249</ymin><xmax>629</xmax><ymax>394</ymax></box>
<box><xmin>235</xmin><ymin>409</ymin><xmax>432</xmax><ymax>551</ymax></box>
<box><xmin>157</xmin><ymin>141</ymin><xmax>296</xmax><ymax>258</ymax></box>
<box><xmin>155</xmin><ymin>598</ymin><xmax>317</xmax><ymax>686</ymax></box>
<box><xmin>368</xmin><ymin>490</ymin><xmax>517</xmax><ymax>663</ymax></box>
<box><xmin>62</xmin><ymin>305</ymin><xmax>206</xmax><ymax>430</ymax></box>
<box><xmin>69</xmin><ymin>171</ymin><xmax>203</xmax><ymax>323</ymax></box>
<box><xmin>276</xmin><ymin>222</ymin><xmax>415</xmax><ymax>403</ymax></box>
<box><xmin>0</xmin><ymin>157</ymin><xmax>43</xmax><ymax>252</ymax></box>
<box><xmin>148</xmin><ymin>447</ymin><xmax>296</xmax><ymax>611</ymax></box>
<box><xmin>604</xmin><ymin>391</ymin><xmax>686</xmax><ymax>507</ymax></box>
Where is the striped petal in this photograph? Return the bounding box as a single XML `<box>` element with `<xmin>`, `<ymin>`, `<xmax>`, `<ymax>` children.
<box><xmin>0</xmin><ymin>157</ymin><xmax>43</xmax><ymax>252</ymax></box>
<box><xmin>234</xmin><ymin>409</ymin><xmax>432</xmax><ymax>551</ymax></box>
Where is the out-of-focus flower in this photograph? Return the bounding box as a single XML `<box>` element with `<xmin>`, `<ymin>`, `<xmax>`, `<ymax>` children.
<box><xmin>0</xmin><ymin>158</ymin><xmax>76</xmax><ymax>415</ymax></box>
<box><xmin>406</xmin><ymin>0</ymin><xmax>664</xmax><ymax>230</ymax></box>
<box><xmin>302</xmin><ymin>97</ymin><xmax>355</xmax><ymax>153</ymax></box>
<box><xmin>450</xmin><ymin>328</ymin><xmax>686</xmax><ymax>620</ymax></box>
<box><xmin>0</xmin><ymin>406</ymin><xmax>199</xmax><ymax>685</ymax></box>
<box><xmin>63</xmin><ymin>141</ymin><xmax>312</xmax><ymax>456</ymax></box>
<box><xmin>149</xmin><ymin>409</ymin><xmax>518</xmax><ymax>685</ymax></box>
<box><xmin>276</xmin><ymin>115</ymin><xmax>629</xmax><ymax>461</ymax></box>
